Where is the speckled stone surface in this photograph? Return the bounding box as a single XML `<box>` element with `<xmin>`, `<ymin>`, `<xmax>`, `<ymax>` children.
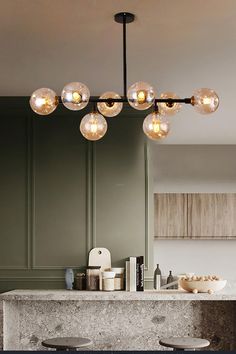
<box><xmin>2</xmin><ymin>289</ymin><xmax>236</xmax><ymax>301</ymax></box>
<box><xmin>2</xmin><ymin>298</ymin><xmax>236</xmax><ymax>351</ymax></box>
<box><xmin>0</xmin><ymin>300</ymin><xmax>2</xmax><ymax>350</ymax></box>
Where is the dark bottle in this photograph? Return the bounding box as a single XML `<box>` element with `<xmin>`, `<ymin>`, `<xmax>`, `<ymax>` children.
<box><xmin>154</xmin><ymin>264</ymin><xmax>162</xmax><ymax>290</ymax></box>
<box><xmin>74</xmin><ymin>272</ymin><xmax>86</xmax><ymax>290</ymax></box>
<box><xmin>167</xmin><ymin>270</ymin><xmax>174</xmax><ymax>289</ymax></box>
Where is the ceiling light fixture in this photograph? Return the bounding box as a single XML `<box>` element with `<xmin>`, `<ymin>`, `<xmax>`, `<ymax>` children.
<box><xmin>29</xmin><ymin>12</ymin><xmax>219</xmax><ymax>141</ymax></box>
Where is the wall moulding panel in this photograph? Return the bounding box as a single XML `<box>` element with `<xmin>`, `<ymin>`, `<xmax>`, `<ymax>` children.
<box><xmin>0</xmin><ymin>108</ymin><xmax>29</xmax><ymax>269</ymax></box>
<box><xmin>94</xmin><ymin>115</ymin><xmax>152</xmax><ymax>270</ymax></box>
<box><xmin>31</xmin><ymin>111</ymin><xmax>88</xmax><ymax>269</ymax></box>
<box><xmin>0</xmin><ymin>100</ymin><xmax>153</xmax><ymax>291</ymax></box>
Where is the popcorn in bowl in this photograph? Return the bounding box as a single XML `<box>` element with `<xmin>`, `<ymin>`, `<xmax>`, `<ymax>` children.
<box><xmin>179</xmin><ymin>275</ymin><xmax>227</xmax><ymax>294</ymax></box>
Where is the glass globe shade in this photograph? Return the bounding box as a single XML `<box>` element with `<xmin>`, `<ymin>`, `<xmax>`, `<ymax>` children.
<box><xmin>97</xmin><ymin>92</ymin><xmax>123</xmax><ymax>117</ymax></box>
<box><xmin>80</xmin><ymin>112</ymin><xmax>107</xmax><ymax>141</ymax></box>
<box><xmin>61</xmin><ymin>82</ymin><xmax>90</xmax><ymax>111</ymax></box>
<box><xmin>159</xmin><ymin>92</ymin><xmax>181</xmax><ymax>116</ymax></box>
<box><xmin>127</xmin><ymin>81</ymin><xmax>155</xmax><ymax>110</ymax></box>
<box><xmin>143</xmin><ymin>112</ymin><xmax>170</xmax><ymax>140</ymax></box>
<box><xmin>29</xmin><ymin>88</ymin><xmax>58</xmax><ymax>115</ymax></box>
<box><xmin>192</xmin><ymin>88</ymin><xmax>219</xmax><ymax>114</ymax></box>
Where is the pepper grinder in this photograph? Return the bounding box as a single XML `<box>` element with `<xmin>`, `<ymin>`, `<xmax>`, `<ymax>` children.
<box><xmin>167</xmin><ymin>270</ymin><xmax>174</xmax><ymax>289</ymax></box>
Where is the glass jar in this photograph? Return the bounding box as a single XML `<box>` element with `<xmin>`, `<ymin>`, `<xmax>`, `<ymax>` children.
<box><xmin>102</xmin><ymin>271</ymin><xmax>115</xmax><ymax>291</ymax></box>
<box><xmin>74</xmin><ymin>272</ymin><xmax>86</xmax><ymax>290</ymax></box>
<box><xmin>86</xmin><ymin>266</ymin><xmax>101</xmax><ymax>291</ymax></box>
<box><xmin>111</xmin><ymin>267</ymin><xmax>125</xmax><ymax>290</ymax></box>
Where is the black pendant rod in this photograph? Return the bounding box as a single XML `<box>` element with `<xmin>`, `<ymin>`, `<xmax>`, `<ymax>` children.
<box><xmin>114</xmin><ymin>12</ymin><xmax>135</xmax><ymax>97</ymax></box>
<box><xmin>59</xmin><ymin>12</ymin><xmax>193</xmax><ymax>108</ymax></box>
<box><xmin>60</xmin><ymin>13</ymin><xmax>192</xmax><ymax>108</ymax></box>
<box><xmin>123</xmin><ymin>14</ymin><xmax>127</xmax><ymax>97</ymax></box>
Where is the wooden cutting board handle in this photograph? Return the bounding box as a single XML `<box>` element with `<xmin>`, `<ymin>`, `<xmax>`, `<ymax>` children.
<box><xmin>88</xmin><ymin>247</ymin><xmax>111</xmax><ymax>269</ymax></box>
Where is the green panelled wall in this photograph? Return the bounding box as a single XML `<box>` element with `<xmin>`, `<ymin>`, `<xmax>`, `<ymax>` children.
<box><xmin>0</xmin><ymin>98</ymin><xmax>153</xmax><ymax>292</ymax></box>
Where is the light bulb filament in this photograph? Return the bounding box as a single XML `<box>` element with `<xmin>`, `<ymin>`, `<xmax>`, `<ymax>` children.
<box><xmin>137</xmin><ymin>90</ymin><xmax>147</xmax><ymax>104</ymax></box>
<box><xmin>35</xmin><ymin>97</ymin><xmax>46</xmax><ymax>107</ymax></box>
<box><xmin>202</xmin><ymin>97</ymin><xmax>211</xmax><ymax>105</ymax></box>
<box><xmin>72</xmin><ymin>91</ymin><xmax>82</xmax><ymax>103</ymax></box>
<box><xmin>152</xmin><ymin>120</ymin><xmax>161</xmax><ymax>133</ymax></box>
<box><xmin>90</xmin><ymin>119</ymin><xmax>98</xmax><ymax>134</ymax></box>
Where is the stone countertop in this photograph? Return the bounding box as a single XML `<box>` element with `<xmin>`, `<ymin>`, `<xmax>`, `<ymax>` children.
<box><xmin>1</xmin><ymin>289</ymin><xmax>236</xmax><ymax>301</ymax></box>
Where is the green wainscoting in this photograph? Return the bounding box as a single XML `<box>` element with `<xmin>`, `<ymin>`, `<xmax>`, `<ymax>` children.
<box><xmin>0</xmin><ymin>98</ymin><xmax>153</xmax><ymax>292</ymax></box>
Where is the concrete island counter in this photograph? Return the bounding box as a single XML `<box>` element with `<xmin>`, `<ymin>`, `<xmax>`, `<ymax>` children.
<box><xmin>1</xmin><ymin>290</ymin><xmax>236</xmax><ymax>350</ymax></box>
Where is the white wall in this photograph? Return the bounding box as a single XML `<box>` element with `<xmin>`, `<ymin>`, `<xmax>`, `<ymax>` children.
<box><xmin>151</xmin><ymin>145</ymin><xmax>236</xmax><ymax>282</ymax></box>
<box><xmin>154</xmin><ymin>240</ymin><xmax>236</xmax><ymax>281</ymax></box>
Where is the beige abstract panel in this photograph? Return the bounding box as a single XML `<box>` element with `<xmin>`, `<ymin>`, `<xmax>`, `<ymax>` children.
<box><xmin>154</xmin><ymin>193</ymin><xmax>187</xmax><ymax>239</ymax></box>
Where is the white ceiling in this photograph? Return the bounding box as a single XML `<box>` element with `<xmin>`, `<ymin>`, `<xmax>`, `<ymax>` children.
<box><xmin>1</xmin><ymin>0</ymin><xmax>236</xmax><ymax>143</ymax></box>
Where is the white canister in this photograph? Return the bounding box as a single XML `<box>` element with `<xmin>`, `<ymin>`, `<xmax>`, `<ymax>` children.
<box><xmin>111</xmin><ymin>267</ymin><xmax>125</xmax><ymax>290</ymax></box>
<box><xmin>102</xmin><ymin>271</ymin><xmax>116</xmax><ymax>291</ymax></box>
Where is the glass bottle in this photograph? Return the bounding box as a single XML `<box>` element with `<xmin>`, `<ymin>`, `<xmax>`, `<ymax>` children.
<box><xmin>154</xmin><ymin>264</ymin><xmax>162</xmax><ymax>290</ymax></box>
<box><xmin>74</xmin><ymin>272</ymin><xmax>86</xmax><ymax>290</ymax></box>
<box><xmin>86</xmin><ymin>266</ymin><xmax>101</xmax><ymax>291</ymax></box>
<box><xmin>167</xmin><ymin>270</ymin><xmax>174</xmax><ymax>289</ymax></box>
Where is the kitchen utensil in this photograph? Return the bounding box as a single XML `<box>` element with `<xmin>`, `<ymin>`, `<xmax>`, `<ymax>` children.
<box><xmin>88</xmin><ymin>247</ymin><xmax>111</xmax><ymax>289</ymax></box>
<box><xmin>160</xmin><ymin>280</ymin><xmax>179</xmax><ymax>289</ymax></box>
<box><xmin>88</xmin><ymin>247</ymin><xmax>111</xmax><ymax>269</ymax></box>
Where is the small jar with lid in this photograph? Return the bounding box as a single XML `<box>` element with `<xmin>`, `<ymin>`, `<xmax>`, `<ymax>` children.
<box><xmin>74</xmin><ymin>272</ymin><xmax>86</xmax><ymax>290</ymax></box>
<box><xmin>102</xmin><ymin>271</ymin><xmax>116</xmax><ymax>291</ymax></box>
<box><xmin>111</xmin><ymin>268</ymin><xmax>125</xmax><ymax>290</ymax></box>
<box><xmin>86</xmin><ymin>266</ymin><xmax>101</xmax><ymax>291</ymax></box>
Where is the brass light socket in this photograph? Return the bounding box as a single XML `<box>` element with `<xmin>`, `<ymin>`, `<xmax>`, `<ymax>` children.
<box><xmin>190</xmin><ymin>96</ymin><xmax>195</xmax><ymax>106</ymax></box>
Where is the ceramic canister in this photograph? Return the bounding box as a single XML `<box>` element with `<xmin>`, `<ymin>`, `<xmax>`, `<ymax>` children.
<box><xmin>110</xmin><ymin>267</ymin><xmax>125</xmax><ymax>290</ymax></box>
<box><xmin>102</xmin><ymin>271</ymin><xmax>116</xmax><ymax>291</ymax></box>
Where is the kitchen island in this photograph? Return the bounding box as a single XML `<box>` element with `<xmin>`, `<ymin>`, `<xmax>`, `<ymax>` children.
<box><xmin>1</xmin><ymin>289</ymin><xmax>236</xmax><ymax>350</ymax></box>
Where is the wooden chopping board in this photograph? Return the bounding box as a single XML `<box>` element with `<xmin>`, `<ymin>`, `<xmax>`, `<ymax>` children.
<box><xmin>88</xmin><ymin>247</ymin><xmax>111</xmax><ymax>269</ymax></box>
<box><xmin>88</xmin><ymin>248</ymin><xmax>111</xmax><ymax>290</ymax></box>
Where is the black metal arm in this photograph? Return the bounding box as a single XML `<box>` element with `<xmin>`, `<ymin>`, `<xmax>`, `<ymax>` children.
<box><xmin>58</xmin><ymin>96</ymin><xmax>192</xmax><ymax>105</ymax></box>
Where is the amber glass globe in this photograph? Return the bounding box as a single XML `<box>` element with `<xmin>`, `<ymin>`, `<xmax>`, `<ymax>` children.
<box><xmin>192</xmin><ymin>88</ymin><xmax>219</xmax><ymax>114</ymax></box>
<box><xmin>143</xmin><ymin>112</ymin><xmax>170</xmax><ymax>140</ymax></box>
<box><xmin>61</xmin><ymin>82</ymin><xmax>90</xmax><ymax>111</ymax></box>
<box><xmin>80</xmin><ymin>112</ymin><xmax>107</xmax><ymax>141</ymax></box>
<box><xmin>159</xmin><ymin>92</ymin><xmax>181</xmax><ymax>116</ymax></box>
<box><xmin>97</xmin><ymin>92</ymin><xmax>123</xmax><ymax>117</ymax></box>
<box><xmin>30</xmin><ymin>88</ymin><xmax>58</xmax><ymax>115</ymax></box>
<box><xmin>127</xmin><ymin>81</ymin><xmax>155</xmax><ymax>110</ymax></box>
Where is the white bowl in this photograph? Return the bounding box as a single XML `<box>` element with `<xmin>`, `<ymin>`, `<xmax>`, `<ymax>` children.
<box><xmin>179</xmin><ymin>279</ymin><xmax>227</xmax><ymax>293</ymax></box>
